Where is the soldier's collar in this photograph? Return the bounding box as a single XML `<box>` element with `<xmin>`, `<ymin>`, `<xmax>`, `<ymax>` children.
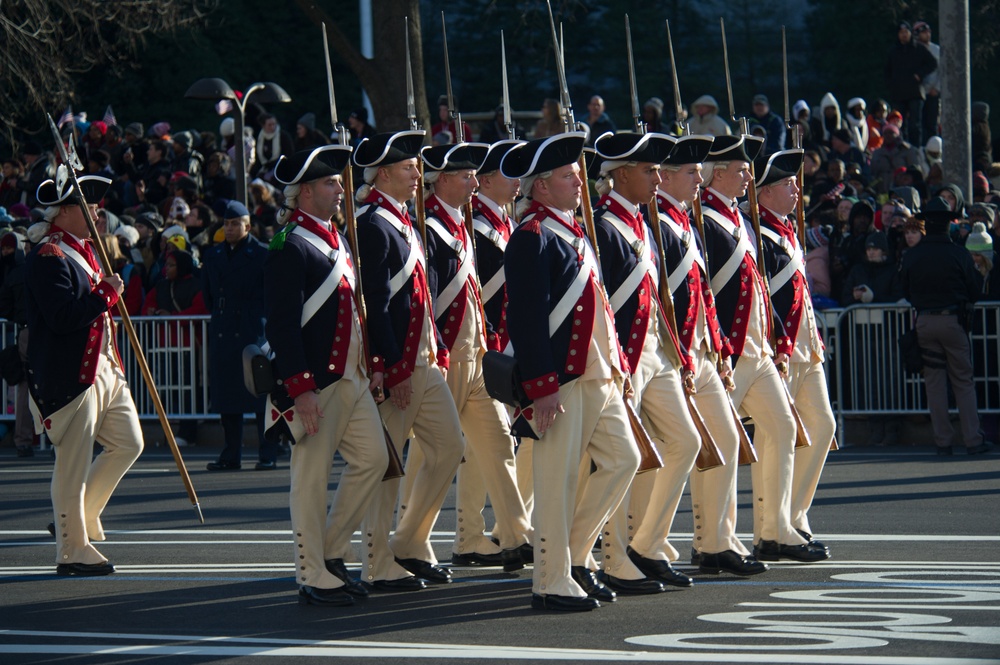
<box><xmin>475</xmin><ymin>193</ymin><xmax>505</xmax><ymax>220</ymax></box>
<box><xmin>608</xmin><ymin>189</ymin><xmax>640</xmax><ymax>217</ymax></box>
<box><xmin>706</xmin><ymin>186</ymin><xmax>736</xmax><ymax>210</ymax></box>
<box><xmin>658</xmin><ymin>190</ymin><xmax>688</xmax><ymax>212</ymax></box>
<box><xmin>373</xmin><ymin>188</ymin><xmax>407</xmax><ymax>217</ymax></box>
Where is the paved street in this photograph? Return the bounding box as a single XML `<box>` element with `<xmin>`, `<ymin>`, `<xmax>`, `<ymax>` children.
<box><xmin>1</xmin><ymin>445</ymin><xmax>998</xmax><ymax>664</ymax></box>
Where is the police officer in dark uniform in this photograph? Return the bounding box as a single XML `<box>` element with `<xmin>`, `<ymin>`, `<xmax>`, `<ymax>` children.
<box><xmin>202</xmin><ymin>200</ymin><xmax>275</xmax><ymax>471</ymax></box>
<box><xmin>901</xmin><ymin>197</ymin><xmax>991</xmax><ymax>455</ymax></box>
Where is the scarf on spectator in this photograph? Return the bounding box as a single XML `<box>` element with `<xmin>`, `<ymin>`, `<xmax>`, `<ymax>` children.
<box><xmin>256</xmin><ymin>125</ymin><xmax>282</xmax><ymax>167</ymax></box>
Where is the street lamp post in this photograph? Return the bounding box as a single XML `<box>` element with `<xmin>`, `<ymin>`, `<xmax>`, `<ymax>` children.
<box><xmin>184</xmin><ymin>78</ymin><xmax>291</xmax><ymax>205</ymax></box>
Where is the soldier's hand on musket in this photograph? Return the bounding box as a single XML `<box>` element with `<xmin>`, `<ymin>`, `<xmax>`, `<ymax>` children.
<box><xmin>718</xmin><ymin>362</ymin><xmax>735</xmax><ymax>391</ymax></box>
<box><xmin>294</xmin><ymin>391</ymin><xmax>323</xmax><ymax>437</ymax></box>
<box><xmin>774</xmin><ymin>352</ymin><xmax>790</xmax><ymax>378</ymax></box>
<box><xmin>369</xmin><ymin>372</ymin><xmax>386</xmax><ymax>403</ymax></box>
<box><xmin>533</xmin><ymin>393</ymin><xmax>565</xmax><ymax>434</ymax></box>
<box><xmin>682</xmin><ymin>370</ymin><xmax>697</xmax><ymax>395</ymax></box>
<box><xmin>622</xmin><ymin>376</ymin><xmax>635</xmax><ymax>398</ymax></box>
<box><xmin>101</xmin><ymin>274</ymin><xmax>124</xmax><ymax>296</ymax></box>
<box><xmin>439</xmin><ymin>365</ymin><xmax>448</xmax><ymax>381</ymax></box>
<box><xmin>390</xmin><ymin>377</ymin><xmax>412</xmax><ymax>411</ymax></box>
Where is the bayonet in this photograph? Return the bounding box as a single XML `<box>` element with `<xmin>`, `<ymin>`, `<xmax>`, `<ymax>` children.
<box><xmin>545</xmin><ymin>0</ymin><xmax>574</xmax><ymax>130</ymax></box>
<box><xmin>405</xmin><ymin>16</ymin><xmax>418</xmax><ymax>131</ymax></box>
<box><xmin>321</xmin><ymin>23</ymin><xmax>348</xmax><ymax>146</ymax></box>
<box><xmin>665</xmin><ymin>20</ymin><xmax>686</xmax><ymax>134</ymax></box>
<box><xmin>720</xmin><ymin>17</ymin><xmax>736</xmax><ymax>123</ymax></box>
<box><xmin>782</xmin><ymin>26</ymin><xmax>790</xmax><ymax>129</ymax></box>
<box><xmin>441</xmin><ymin>12</ymin><xmax>464</xmax><ymax>142</ymax></box>
<box><xmin>501</xmin><ymin>31</ymin><xmax>515</xmax><ymax>139</ymax></box>
<box><xmin>625</xmin><ymin>15</ymin><xmax>644</xmax><ymax>134</ymax></box>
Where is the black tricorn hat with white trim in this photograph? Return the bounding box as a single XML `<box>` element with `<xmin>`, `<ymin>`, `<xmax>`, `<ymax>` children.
<box><xmin>478</xmin><ymin>140</ymin><xmax>526</xmax><ymax>174</ymax></box>
<box><xmin>743</xmin><ymin>135</ymin><xmax>765</xmax><ymax>162</ymax></box>
<box><xmin>420</xmin><ymin>142</ymin><xmax>489</xmax><ymax>172</ymax></box>
<box><xmin>664</xmin><ymin>135</ymin><xmax>714</xmax><ymax>165</ymax></box>
<box><xmin>705</xmin><ymin>134</ymin><xmax>759</xmax><ymax>163</ymax></box>
<box><xmin>754</xmin><ymin>149</ymin><xmax>804</xmax><ymax>188</ymax></box>
<box><xmin>352</xmin><ymin>130</ymin><xmax>425</xmax><ymax>168</ymax></box>
<box><xmin>499</xmin><ymin>131</ymin><xmax>587</xmax><ymax>179</ymax></box>
<box><xmin>594</xmin><ymin>131</ymin><xmax>675</xmax><ymax>166</ymax></box>
<box><xmin>274</xmin><ymin>145</ymin><xmax>352</xmax><ymax>186</ymax></box>
<box><xmin>36</xmin><ymin>172</ymin><xmax>111</xmax><ymax>207</ymax></box>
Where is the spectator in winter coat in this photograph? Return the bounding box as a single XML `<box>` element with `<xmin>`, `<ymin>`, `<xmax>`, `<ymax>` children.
<box><xmin>870</xmin><ymin>124</ymin><xmax>923</xmax><ymax>194</ymax></box>
<box><xmin>844</xmin><ymin>98</ymin><xmax>871</xmax><ymax>153</ymax></box>
<box><xmin>841</xmin><ymin>231</ymin><xmax>901</xmax><ymax>305</ymax></box>
<box><xmin>688</xmin><ymin>94</ymin><xmax>732</xmax><ymax>137</ymax></box>
<box><xmin>810</xmin><ymin>92</ymin><xmax>846</xmax><ymax>149</ymax></box>
<box><xmin>972</xmin><ymin>102</ymin><xmax>992</xmax><ymax>173</ymax></box>
<box><xmin>750</xmin><ymin>93</ymin><xmax>785</xmax><ymax>154</ymax></box>
<box><xmin>885</xmin><ymin>21</ymin><xmax>937</xmax><ymax>146</ymax></box>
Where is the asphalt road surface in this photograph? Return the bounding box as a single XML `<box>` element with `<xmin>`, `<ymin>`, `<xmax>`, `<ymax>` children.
<box><xmin>1</xmin><ymin>444</ymin><xmax>998</xmax><ymax>664</ymax></box>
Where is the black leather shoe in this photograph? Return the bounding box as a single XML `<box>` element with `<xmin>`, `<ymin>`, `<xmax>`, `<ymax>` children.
<box><xmin>699</xmin><ymin>550</ymin><xmax>768</xmax><ymax>576</ymax></box>
<box><xmin>47</xmin><ymin>522</ymin><xmax>55</xmax><ymax>537</ymax></box>
<box><xmin>206</xmin><ymin>460</ymin><xmax>241</xmax><ymax>471</ymax></box>
<box><xmin>16</xmin><ymin>446</ymin><xmax>34</xmax><ymax>458</ymax></box>
<box><xmin>255</xmin><ymin>460</ymin><xmax>277</xmax><ymax>470</ymax></box>
<box><xmin>451</xmin><ymin>551</ymin><xmax>503</xmax><ymax>567</ymax></box>
<box><xmin>936</xmin><ymin>446</ymin><xmax>953</xmax><ymax>456</ymax></box>
<box><xmin>298</xmin><ymin>585</ymin><xmax>354</xmax><ymax>607</ymax></box>
<box><xmin>754</xmin><ymin>539</ymin><xmax>830</xmax><ymax>562</ymax></box>
<box><xmin>967</xmin><ymin>442</ymin><xmax>994</xmax><ymax>455</ymax></box>
<box><xmin>794</xmin><ymin>529</ymin><xmax>830</xmax><ymax>554</ymax></box>
<box><xmin>531</xmin><ymin>593</ymin><xmax>599</xmax><ymax>612</ymax></box>
<box><xmin>501</xmin><ymin>543</ymin><xmax>534</xmax><ymax>571</ymax></box>
<box><xmin>370</xmin><ymin>576</ymin><xmax>426</xmax><ymax>592</ymax></box>
<box><xmin>690</xmin><ymin>548</ymin><xmax>701</xmax><ymax>565</ymax></box>
<box><xmin>570</xmin><ymin>565</ymin><xmax>616</xmax><ymax>602</ymax></box>
<box><xmin>627</xmin><ymin>547</ymin><xmax>693</xmax><ymax>587</ymax></box>
<box><xmin>395</xmin><ymin>557</ymin><xmax>452</xmax><ymax>584</ymax></box>
<box><xmin>599</xmin><ymin>571</ymin><xmax>665</xmax><ymax>595</ymax></box>
<box><xmin>324</xmin><ymin>558</ymin><xmax>368</xmax><ymax>597</ymax></box>
<box><xmin>56</xmin><ymin>561</ymin><xmax>115</xmax><ymax>576</ymax></box>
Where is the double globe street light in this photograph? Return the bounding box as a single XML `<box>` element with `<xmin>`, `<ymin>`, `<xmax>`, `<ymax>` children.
<box><xmin>184</xmin><ymin>78</ymin><xmax>291</xmax><ymax>206</ymax></box>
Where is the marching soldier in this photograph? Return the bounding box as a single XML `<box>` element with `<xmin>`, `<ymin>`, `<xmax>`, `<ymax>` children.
<box><xmin>655</xmin><ymin>135</ymin><xmax>755</xmax><ymax>576</ymax></box>
<box><xmin>699</xmin><ymin>135</ymin><xmax>827</xmax><ymax>564</ymax></box>
<box><xmin>264</xmin><ymin>145</ymin><xmax>390</xmax><ymax>606</ymax></box>
<box><xmin>410</xmin><ymin>142</ymin><xmax>533</xmax><ymax>571</ymax></box>
<box><xmin>353</xmin><ymin>131</ymin><xmax>466</xmax><ymax>590</ymax></box>
<box><xmin>501</xmin><ymin>132</ymin><xmax>641</xmax><ymax>611</ymax></box>
<box><xmin>755</xmin><ymin>149</ymin><xmax>834</xmax><ymax>553</ymax></box>
<box><xmin>26</xmin><ymin>172</ymin><xmax>143</xmax><ymax>576</ymax></box>
<box><xmin>590</xmin><ymin>131</ymin><xmax>696</xmax><ymax>594</ymax></box>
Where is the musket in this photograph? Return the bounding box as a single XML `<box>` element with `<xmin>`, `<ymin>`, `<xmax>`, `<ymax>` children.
<box><xmin>721</xmin><ymin>22</ymin><xmax>810</xmax><ymax>452</ymax></box>
<box><xmin>404</xmin><ymin>16</ymin><xmax>428</xmax><ymax>253</ymax></box>
<box><xmin>542</xmin><ymin>6</ymin><xmax>660</xmax><ymax>474</ymax></box>
<box><xmin>627</xmin><ymin>15</ymin><xmax>723</xmax><ymax>470</ymax></box>
<box><xmin>782</xmin><ymin>26</ymin><xmax>807</xmax><ymax>251</ymax></box>
<box><xmin>322</xmin><ymin>25</ymin><xmax>403</xmax><ymax>480</ymax></box>
<box><xmin>501</xmin><ymin>31</ymin><xmax>515</xmax><ymax>140</ymax></box>
<box><xmin>45</xmin><ymin>114</ymin><xmax>204</xmax><ymax>523</ymax></box>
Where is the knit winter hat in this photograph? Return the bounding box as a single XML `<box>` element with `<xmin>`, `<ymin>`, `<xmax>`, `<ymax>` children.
<box><xmin>966</xmin><ymin>222</ymin><xmax>993</xmax><ymax>253</ymax></box>
<box><xmin>805</xmin><ymin>224</ymin><xmax>831</xmax><ymax>250</ymax></box>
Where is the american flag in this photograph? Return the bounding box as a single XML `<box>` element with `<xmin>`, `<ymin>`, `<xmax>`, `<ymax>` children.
<box><xmin>215</xmin><ymin>99</ymin><xmax>234</xmax><ymax>116</ymax></box>
<box><xmin>57</xmin><ymin>105</ymin><xmax>74</xmax><ymax>129</ymax></box>
<box><xmin>102</xmin><ymin>105</ymin><xmax>117</xmax><ymax>127</ymax></box>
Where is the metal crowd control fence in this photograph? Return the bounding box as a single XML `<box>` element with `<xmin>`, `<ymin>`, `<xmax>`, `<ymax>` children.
<box><xmin>1</xmin><ymin>307</ymin><xmax>997</xmax><ymax>438</ymax></box>
<box><xmin>0</xmin><ymin>316</ymin><xmax>211</xmax><ymax>423</ymax></box>
<box><xmin>829</xmin><ymin>302</ymin><xmax>1000</xmax><ymax>439</ymax></box>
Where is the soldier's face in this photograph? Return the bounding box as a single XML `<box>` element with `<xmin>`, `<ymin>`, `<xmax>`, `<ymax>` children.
<box><xmin>617</xmin><ymin>162</ymin><xmax>661</xmax><ymax>205</ymax></box>
<box><xmin>441</xmin><ymin>169</ymin><xmax>478</xmax><ymax>206</ymax></box>
<box><xmin>763</xmin><ymin>176</ymin><xmax>799</xmax><ymax>216</ymax></box>
<box><xmin>661</xmin><ymin>163</ymin><xmax>703</xmax><ymax>204</ymax></box>
<box><xmin>714</xmin><ymin>161</ymin><xmax>751</xmax><ymax>199</ymax></box>
<box><xmin>304</xmin><ymin>175</ymin><xmax>345</xmax><ymax>219</ymax></box>
<box><xmin>483</xmin><ymin>173</ymin><xmax>520</xmax><ymax>205</ymax></box>
<box><xmin>536</xmin><ymin>163</ymin><xmax>582</xmax><ymax>212</ymax></box>
<box><xmin>380</xmin><ymin>158</ymin><xmax>421</xmax><ymax>202</ymax></box>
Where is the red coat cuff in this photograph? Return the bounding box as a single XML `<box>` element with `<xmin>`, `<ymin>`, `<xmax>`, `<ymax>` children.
<box><xmin>522</xmin><ymin>371</ymin><xmax>559</xmax><ymax>400</ymax></box>
<box><xmin>487</xmin><ymin>332</ymin><xmax>502</xmax><ymax>353</ymax></box>
<box><xmin>775</xmin><ymin>336</ymin><xmax>793</xmax><ymax>356</ymax></box>
<box><xmin>370</xmin><ymin>354</ymin><xmax>385</xmax><ymax>374</ymax></box>
<box><xmin>720</xmin><ymin>338</ymin><xmax>734</xmax><ymax>359</ymax></box>
<box><xmin>436</xmin><ymin>348</ymin><xmax>450</xmax><ymax>370</ymax></box>
<box><xmin>283</xmin><ymin>371</ymin><xmax>317</xmax><ymax>399</ymax></box>
<box><xmin>94</xmin><ymin>281</ymin><xmax>120</xmax><ymax>310</ymax></box>
<box><xmin>383</xmin><ymin>359</ymin><xmax>414</xmax><ymax>388</ymax></box>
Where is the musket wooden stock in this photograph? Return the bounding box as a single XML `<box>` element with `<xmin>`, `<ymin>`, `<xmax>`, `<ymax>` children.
<box><xmin>734</xmin><ymin>406</ymin><xmax>759</xmax><ymax>465</ymax></box>
<box><xmin>340</xmin><ymin>161</ymin><xmax>405</xmax><ymax>481</ymax></box>
<box><xmin>687</xmin><ymin>394</ymin><xmax>725</xmax><ymax>471</ymax></box>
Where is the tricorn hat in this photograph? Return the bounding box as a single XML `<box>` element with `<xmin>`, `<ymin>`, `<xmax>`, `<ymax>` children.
<box><xmin>499</xmin><ymin>132</ymin><xmax>587</xmax><ymax>179</ymax></box>
<box><xmin>664</xmin><ymin>135</ymin><xmax>714</xmax><ymax>165</ymax></box>
<box><xmin>478</xmin><ymin>140</ymin><xmax>526</xmax><ymax>174</ymax></box>
<box><xmin>352</xmin><ymin>130</ymin><xmax>425</xmax><ymax>168</ymax></box>
<box><xmin>705</xmin><ymin>134</ymin><xmax>757</xmax><ymax>163</ymax></box>
<box><xmin>594</xmin><ymin>131</ymin><xmax>675</xmax><ymax>169</ymax></box>
<box><xmin>274</xmin><ymin>145</ymin><xmax>352</xmax><ymax>186</ymax></box>
<box><xmin>421</xmin><ymin>142</ymin><xmax>488</xmax><ymax>172</ymax></box>
<box><xmin>36</xmin><ymin>172</ymin><xmax>111</xmax><ymax>207</ymax></box>
<box><xmin>754</xmin><ymin>149</ymin><xmax>804</xmax><ymax>188</ymax></box>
